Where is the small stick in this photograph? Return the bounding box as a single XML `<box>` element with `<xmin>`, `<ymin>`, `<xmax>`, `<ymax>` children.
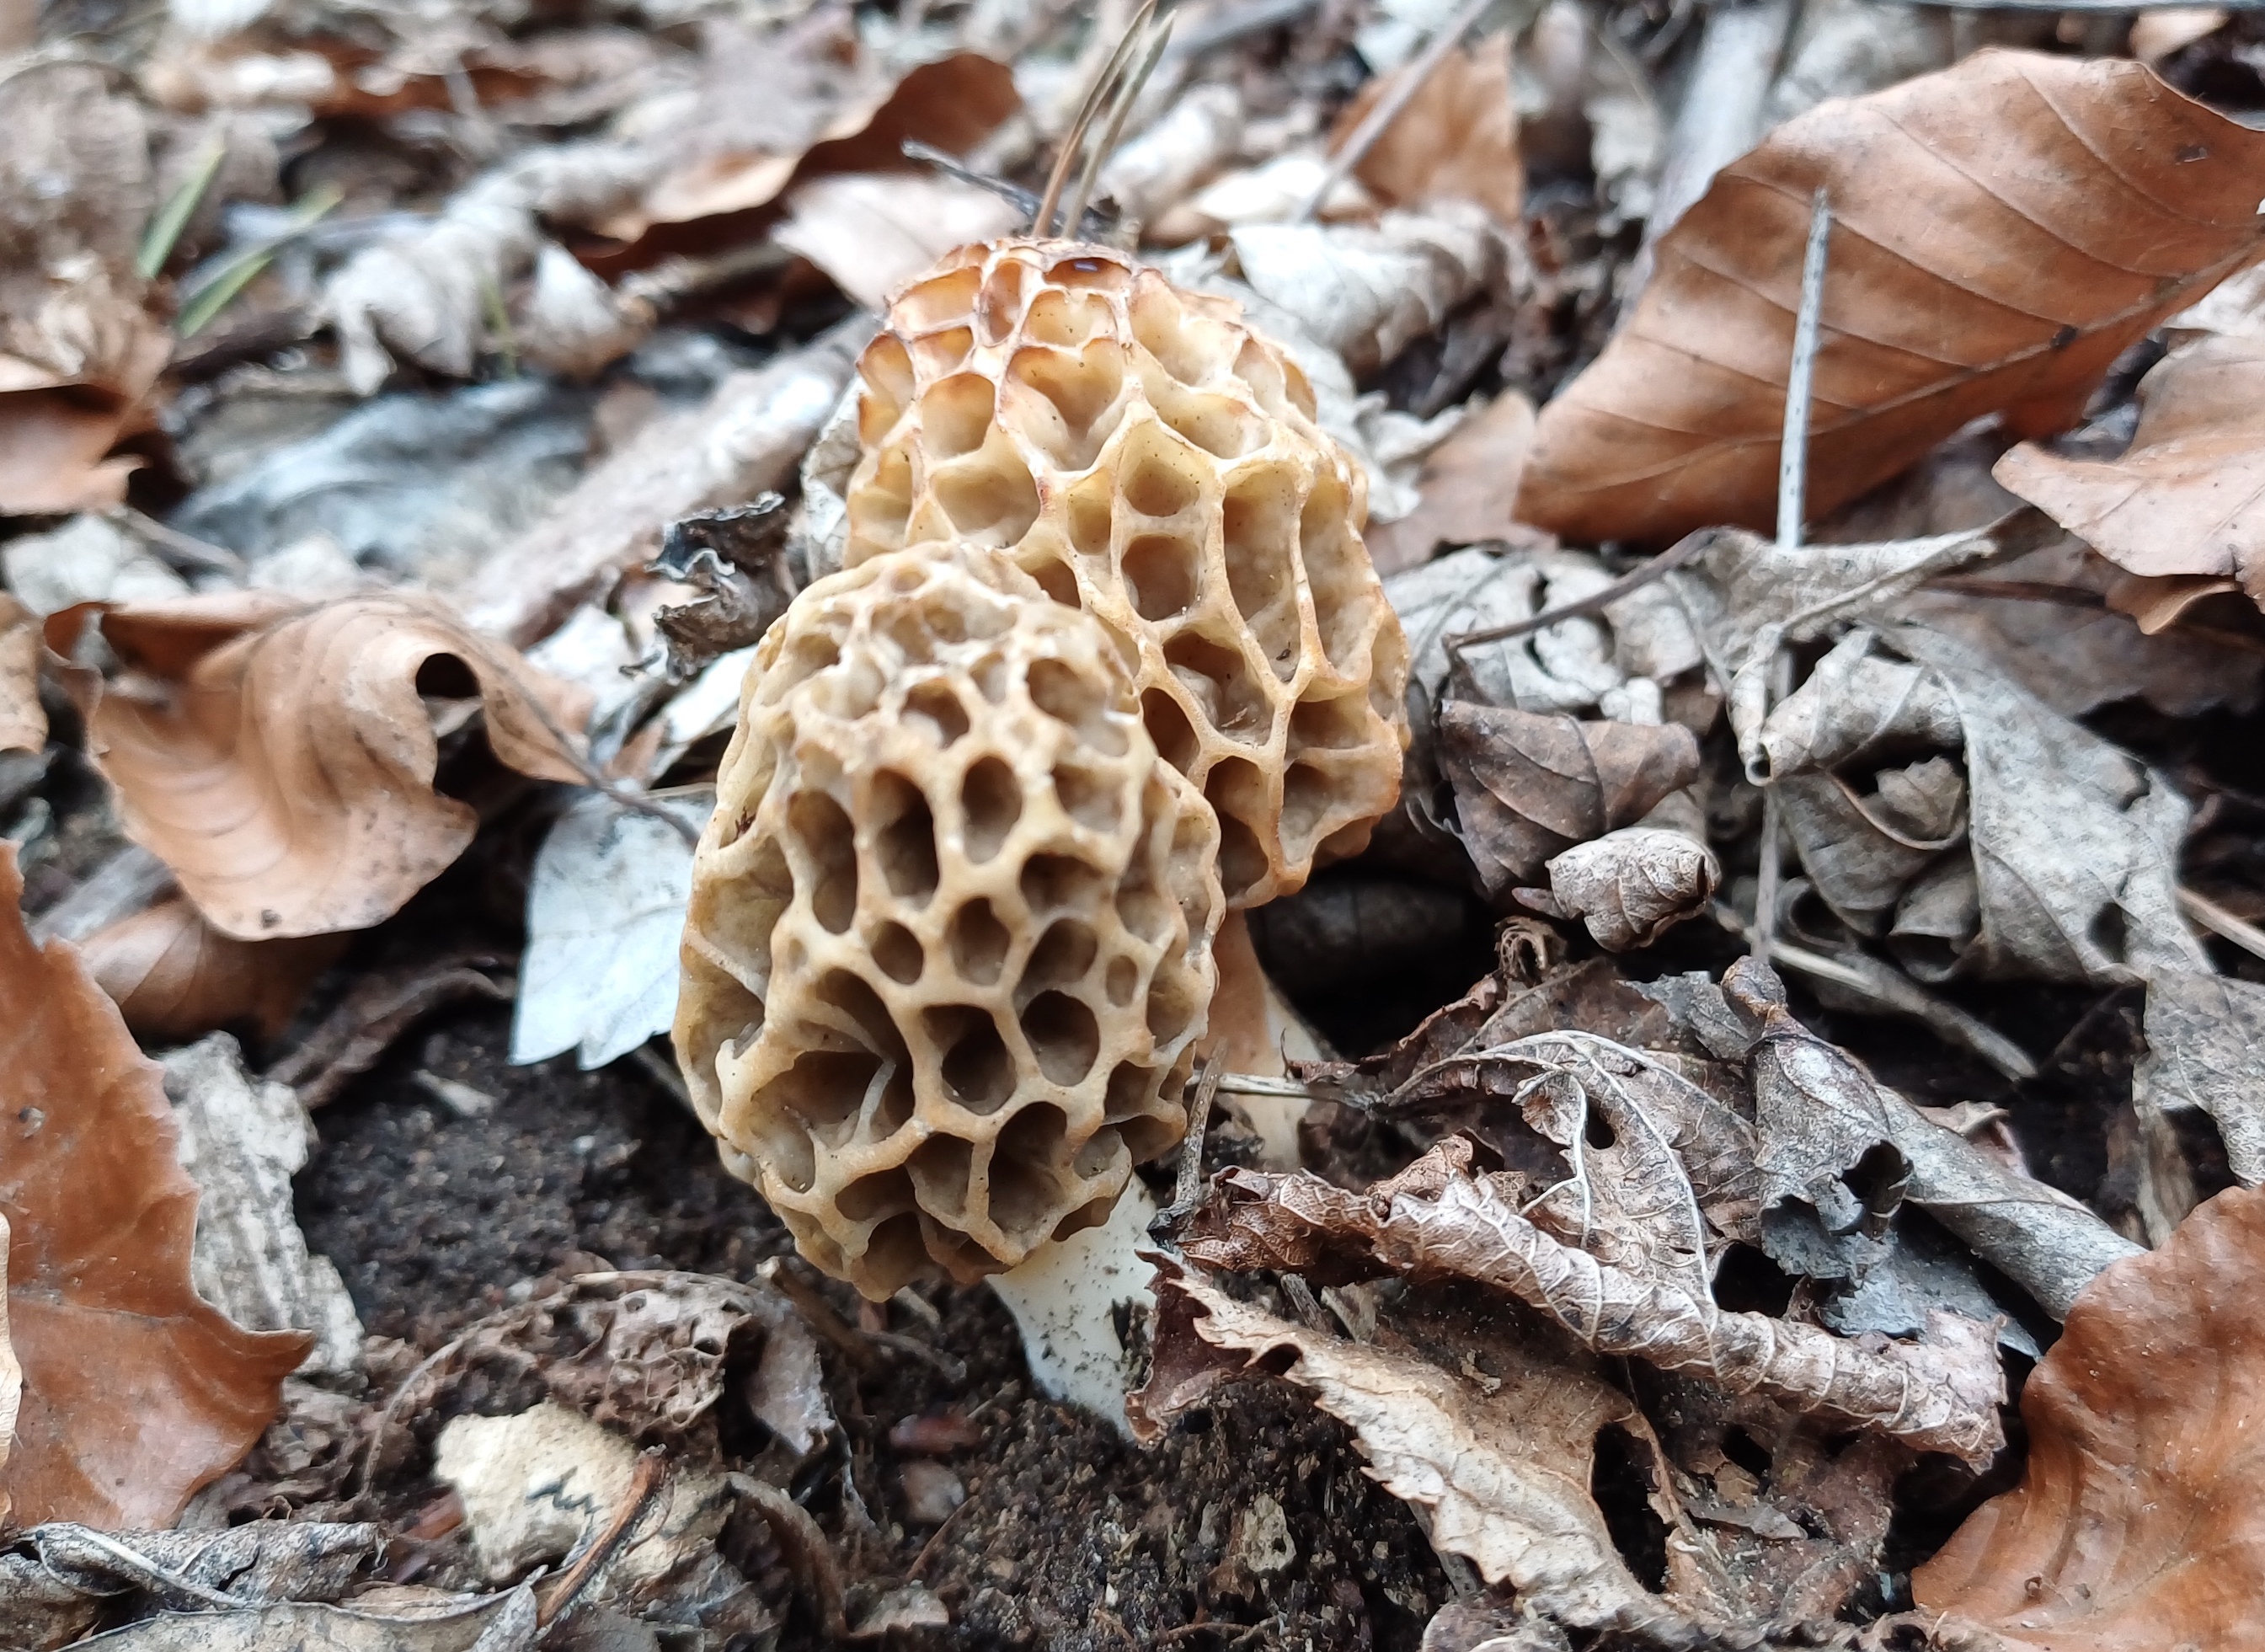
<box><xmin>2178</xmin><ymin>885</ymin><xmax>2265</xmax><ymax>965</ymax></box>
<box><xmin>1060</xmin><ymin>4</ymin><xmax>1178</xmax><ymax>235</ymax></box>
<box><xmin>1754</xmin><ymin>188</ymin><xmax>1831</xmax><ymax>963</ymax></box>
<box><xmin>1444</xmin><ymin>527</ymin><xmax>1716</xmax><ymax>656</ymax></box>
<box><xmin>1151</xmin><ymin>1056</ymin><xmax>1226</xmax><ymax>1239</ymax></box>
<box><xmin>1293</xmin><ymin>0</ymin><xmax>1496</xmax><ymax>222</ymax></box>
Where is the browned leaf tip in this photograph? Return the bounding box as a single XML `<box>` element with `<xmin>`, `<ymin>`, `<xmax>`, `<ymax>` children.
<box><xmin>1995</xmin><ymin>334</ymin><xmax>2265</xmax><ymax>610</ymax></box>
<box><xmin>1517</xmin><ymin>51</ymin><xmax>2265</xmax><ymax>545</ymax></box>
<box><xmin>1914</xmin><ymin>1183</ymin><xmax>2265</xmax><ymax>1650</ymax></box>
<box><xmin>0</xmin><ymin>844</ymin><xmax>307</xmax><ymax>1530</ymax></box>
<box><xmin>80</xmin><ymin>896</ymin><xmax>344</xmax><ymax>1042</ymax></box>
<box><xmin>67</xmin><ymin>591</ymin><xmax>590</xmax><ymax>942</ymax></box>
<box><xmin>1328</xmin><ymin>33</ymin><xmax>1523</xmax><ymax>230</ymax></box>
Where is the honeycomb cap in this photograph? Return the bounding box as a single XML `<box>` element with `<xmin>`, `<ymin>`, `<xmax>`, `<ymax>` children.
<box><xmin>676</xmin><ymin>543</ymin><xmax>1224</xmax><ymax>1298</ymax></box>
<box><xmin>844</xmin><ymin>238</ymin><xmax>1411</xmax><ymax>906</ymax></box>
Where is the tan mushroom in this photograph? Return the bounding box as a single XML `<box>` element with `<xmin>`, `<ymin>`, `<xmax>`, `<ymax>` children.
<box><xmin>844</xmin><ymin>237</ymin><xmax>1412</xmax><ymax>907</ymax></box>
<box><xmin>675</xmin><ymin>542</ymin><xmax>1222</xmax><ymax>1298</ymax></box>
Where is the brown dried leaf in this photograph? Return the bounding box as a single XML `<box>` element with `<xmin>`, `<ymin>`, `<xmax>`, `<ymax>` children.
<box><xmin>1366</xmin><ymin>393</ymin><xmax>1538</xmax><ymax>575</ymax></box>
<box><xmin>1331</xmin><ymin>33</ymin><xmax>1524</xmax><ymax>228</ymax></box>
<box><xmin>1537</xmin><ymin>825</ymin><xmax>1720</xmax><ymax>950</ymax></box>
<box><xmin>0</xmin><ymin>845</ymin><xmax>307</xmax><ymax>1527</ymax></box>
<box><xmin>0</xmin><ymin>595</ymin><xmax>41</xmax><ymax>754</ymax></box>
<box><xmin>1191</xmin><ymin>1132</ymin><xmax>2004</xmax><ymax>1462</ymax></box>
<box><xmin>1914</xmin><ymin>1185</ymin><xmax>2265</xmax><ymax>1649</ymax></box>
<box><xmin>1517</xmin><ymin>51</ymin><xmax>2265</xmax><ymax>545</ymax></box>
<box><xmin>81</xmin><ymin>898</ymin><xmax>342</xmax><ymax>1041</ymax></box>
<box><xmin>1438</xmin><ymin>703</ymin><xmax>1701</xmax><ymax>897</ymax></box>
<box><xmin>1994</xmin><ymin>335</ymin><xmax>2265</xmax><ymax>606</ymax></box>
<box><xmin>1137</xmin><ymin>1260</ymin><xmax>1704</xmax><ymax>1644</ymax></box>
<box><xmin>70</xmin><ymin>592</ymin><xmax>588</xmax><ymax>941</ymax></box>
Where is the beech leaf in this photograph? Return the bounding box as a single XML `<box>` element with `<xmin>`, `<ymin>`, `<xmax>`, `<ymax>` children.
<box><xmin>1516</xmin><ymin>51</ymin><xmax>2265</xmax><ymax>545</ymax></box>
<box><xmin>1328</xmin><ymin>33</ymin><xmax>1524</xmax><ymax>228</ymax></box>
<box><xmin>1365</xmin><ymin>392</ymin><xmax>1537</xmax><ymax>576</ymax></box>
<box><xmin>1438</xmin><ymin>703</ymin><xmax>1701</xmax><ymax>897</ymax></box>
<box><xmin>0</xmin><ymin>845</ymin><xmax>306</xmax><ymax>1529</ymax></box>
<box><xmin>67</xmin><ymin>592</ymin><xmax>589</xmax><ymax>941</ymax></box>
<box><xmin>81</xmin><ymin>898</ymin><xmax>341</xmax><ymax>1042</ymax></box>
<box><xmin>1914</xmin><ymin>1185</ymin><xmax>2265</xmax><ymax>1650</ymax></box>
<box><xmin>1995</xmin><ymin>334</ymin><xmax>2265</xmax><ymax>607</ymax></box>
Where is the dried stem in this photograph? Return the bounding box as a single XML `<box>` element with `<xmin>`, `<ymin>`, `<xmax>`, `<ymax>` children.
<box><xmin>1294</xmin><ymin>0</ymin><xmax>1497</xmax><ymax>222</ymax></box>
<box><xmin>2178</xmin><ymin>885</ymin><xmax>2265</xmax><ymax>965</ymax></box>
<box><xmin>1034</xmin><ymin>0</ymin><xmax>1162</xmax><ymax>237</ymax></box>
<box><xmin>1754</xmin><ymin>188</ymin><xmax>1832</xmax><ymax>962</ymax></box>
<box><xmin>1445</xmin><ymin>527</ymin><xmax>1716</xmax><ymax>655</ymax></box>
<box><xmin>1061</xmin><ymin>4</ymin><xmax>1177</xmax><ymax>234</ymax></box>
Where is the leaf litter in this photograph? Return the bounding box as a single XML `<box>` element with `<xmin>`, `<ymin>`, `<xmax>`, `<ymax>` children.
<box><xmin>10</xmin><ymin>3</ymin><xmax>2265</xmax><ymax>1649</ymax></box>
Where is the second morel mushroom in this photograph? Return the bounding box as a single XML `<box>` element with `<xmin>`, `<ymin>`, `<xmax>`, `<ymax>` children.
<box><xmin>676</xmin><ymin>543</ymin><xmax>1223</xmax><ymax>1298</ymax></box>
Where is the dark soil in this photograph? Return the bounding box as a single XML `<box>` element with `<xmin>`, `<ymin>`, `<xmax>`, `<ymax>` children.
<box><xmin>297</xmin><ymin>1005</ymin><xmax>1453</xmax><ymax>1649</ymax></box>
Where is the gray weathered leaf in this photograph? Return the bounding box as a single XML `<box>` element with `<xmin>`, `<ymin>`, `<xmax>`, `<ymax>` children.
<box><xmin>1538</xmin><ymin>826</ymin><xmax>1720</xmax><ymax>951</ymax></box>
<box><xmin>512</xmin><ymin>789</ymin><xmax>713</xmax><ymax>1071</ymax></box>
<box><xmin>71</xmin><ymin>1588</ymin><xmax>536</xmax><ymax>1652</ymax></box>
<box><xmin>2136</xmin><ymin>970</ymin><xmax>2265</xmax><ymax>1189</ymax></box>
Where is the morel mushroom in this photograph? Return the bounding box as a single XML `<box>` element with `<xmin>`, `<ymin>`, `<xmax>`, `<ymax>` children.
<box><xmin>675</xmin><ymin>543</ymin><xmax>1222</xmax><ymax>1298</ymax></box>
<box><xmin>843</xmin><ymin>238</ymin><xmax>1411</xmax><ymax>907</ymax></box>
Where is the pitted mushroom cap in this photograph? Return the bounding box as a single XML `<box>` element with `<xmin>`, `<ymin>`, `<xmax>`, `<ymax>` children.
<box><xmin>675</xmin><ymin>542</ymin><xmax>1223</xmax><ymax>1298</ymax></box>
<box><xmin>844</xmin><ymin>238</ymin><xmax>1410</xmax><ymax>907</ymax></box>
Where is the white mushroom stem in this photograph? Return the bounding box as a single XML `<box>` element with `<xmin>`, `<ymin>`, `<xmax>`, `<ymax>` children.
<box><xmin>987</xmin><ymin>1179</ymin><xmax>1161</xmax><ymax>1441</ymax></box>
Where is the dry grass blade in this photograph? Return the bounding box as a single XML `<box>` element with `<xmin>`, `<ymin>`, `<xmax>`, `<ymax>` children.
<box><xmin>72</xmin><ymin>592</ymin><xmax>589</xmax><ymax>941</ymax></box>
<box><xmin>1517</xmin><ymin>51</ymin><xmax>2265</xmax><ymax>544</ymax></box>
<box><xmin>1914</xmin><ymin>1185</ymin><xmax>2265</xmax><ymax>1649</ymax></box>
<box><xmin>0</xmin><ymin>845</ymin><xmax>307</xmax><ymax>1528</ymax></box>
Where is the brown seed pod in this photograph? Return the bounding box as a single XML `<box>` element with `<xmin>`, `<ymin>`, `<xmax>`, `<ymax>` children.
<box><xmin>842</xmin><ymin>238</ymin><xmax>1411</xmax><ymax>907</ymax></box>
<box><xmin>675</xmin><ymin>543</ymin><xmax>1222</xmax><ymax>1298</ymax></box>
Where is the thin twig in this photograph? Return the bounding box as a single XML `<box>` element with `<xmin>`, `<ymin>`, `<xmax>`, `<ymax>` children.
<box><xmin>1151</xmin><ymin>1056</ymin><xmax>1225</xmax><ymax>1239</ymax></box>
<box><xmin>1754</xmin><ymin>187</ymin><xmax>1832</xmax><ymax>964</ymax></box>
<box><xmin>2178</xmin><ymin>885</ymin><xmax>2265</xmax><ymax>965</ymax></box>
<box><xmin>1294</xmin><ymin>0</ymin><xmax>1495</xmax><ymax>222</ymax></box>
<box><xmin>1443</xmin><ymin>527</ymin><xmax>1717</xmax><ymax>656</ymax></box>
<box><xmin>537</xmin><ymin>1454</ymin><xmax>667</xmax><ymax>1625</ymax></box>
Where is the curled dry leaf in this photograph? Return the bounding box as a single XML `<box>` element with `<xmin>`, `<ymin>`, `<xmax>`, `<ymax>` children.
<box><xmin>1365</xmin><ymin>392</ymin><xmax>1537</xmax><ymax>577</ymax></box>
<box><xmin>69</xmin><ymin>591</ymin><xmax>587</xmax><ymax>940</ymax></box>
<box><xmin>1995</xmin><ymin>335</ymin><xmax>2265</xmax><ymax>607</ymax></box>
<box><xmin>1189</xmin><ymin>1136</ymin><xmax>2005</xmax><ymax>1462</ymax></box>
<box><xmin>0</xmin><ymin>595</ymin><xmax>41</xmax><ymax>754</ymax></box>
<box><xmin>1757</xmin><ymin>623</ymin><xmax>2204</xmax><ymax>986</ymax></box>
<box><xmin>1230</xmin><ymin>205</ymin><xmax>1504</xmax><ymax>377</ymax></box>
<box><xmin>1536</xmin><ymin>825</ymin><xmax>1720</xmax><ymax>950</ymax></box>
<box><xmin>0</xmin><ymin>845</ymin><xmax>307</xmax><ymax>1528</ymax></box>
<box><xmin>80</xmin><ymin>897</ymin><xmax>341</xmax><ymax>1041</ymax></box>
<box><xmin>1437</xmin><ymin>703</ymin><xmax>1701</xmax><ymax>897</ymax></box>
<box><xmin>773</xmin><ymin>174</ymin><xmax>1023</xmax><ymax>313</ymax></box>
<box><xmin>1914</xmin><ymin>1185</ymin><xmax>2265</xmax><ymax>1650</ymax></box>
<box><xmin>1518</xmin><ymin>51</ymin><xmax>2265</xmax><ymax>545</ymax></box>
<box><xmin>1137</xmin><ymin>1261</ymin><xmax>1709</xmax><ymax>1646</ymax></box>
<box><xmin>1721</xmin><ymin>960</ymin><xmax>2142</xmax><ymax>1318</ymax></box>
<box><xmin>2135</xmin><ymin>970</ymin><xmax>2265</xmax><ymax>1189</ymax></box>
<box><xmin>1330</xmin><ymin>33</ymin><xmax>1524</xmax><ymax>227</ymax></box>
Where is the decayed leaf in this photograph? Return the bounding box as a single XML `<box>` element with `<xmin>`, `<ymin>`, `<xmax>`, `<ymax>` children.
<box><xmin>511</xmin><ymin>789</ymin><xmax>713</xmax><ymax>1072</ymax></box>
<box><xmin>1438</xmin><ymin>703</ymin><xmax>1701</xmax><ymax>897</ymax></box>
<box><xmin>0</xmin><ymin>845</ymin><xmax>306</xmax><ymax>1528</ymax></box>
<box><xmin>1330</xmin><ymin>33</ymin><xmax>1523</xmax><ymax>227</ymax></box>
<box><xmin>71</xmin><ymin>592</ymin><xmax>588</xmax><ymax>941</ymax></box>
<box><xmin>2135</xmin><ymin>970</ymin><xmax>2265</xmax><ymax>1189</ymax></box>
<box><xmin>1138</xmin><ymin>1261</ymin><xmax>1705</xmax><ymax>1645</ymax></box>
<box><xmin>1536</xmin><ymin>826</ymin><xmax>1720</xmax><ymax>950</ymax></box>
<box><xmin>1366</xmin><ymin>393</ymin><xmax>1537</xmax><ymax>575</ymax></box>
<box><xmin>80</xmin><ymin>898</ymin><xmax>340</xmax><ymax>1041</ymax></box>
<box><xmin>0</xmin><ymin>596</ymin><xmax>41</xmax><ymax>754</ymax></box>
<box><xmin>0</xmin><ymin>62</ymin><xmax>169</xmax><ymax>514</ymax></box>
<box><xmin>1230</xmin><ymin>205</ymin><xmax>1503</xmax><ymax>377</ymax></box>
<box><xmin>1914</xmin><ymin>1185</ymin><xmax>2265</xmax><ymax>1649</ymax></box>
<box><xmin>774</xmin><ymin>174</ymin><xmax>1023</xmax><ymax>312</ymax></box>
<box><xmin>1517</xmin><ymin>51</ymin><xmax>2265</xmax><ymax>544</ymax></box>
<box><xmin>1191</xmin><ymin>1125</ymin><xmax>2005</xmax><ymax>1462</ymax></box>
<box><xmin>161</xmin><ymin>1036</ymin><xmax>365</xmax><ymax>1381</ymax></box>
<box><xmin>1995</xmin><ymin>336</ymin><xmax>2265</xmax><ymax>607</ymax></box>
<box><xmin>1720</xmin><ymin>960</ymin><xmax>2142</xmax><ymax>1318</ymax></box>
<box><xmin>1758</xmin><ymin>623</ymin><xmax>2204</xmax><ymax>986</ymax></box>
